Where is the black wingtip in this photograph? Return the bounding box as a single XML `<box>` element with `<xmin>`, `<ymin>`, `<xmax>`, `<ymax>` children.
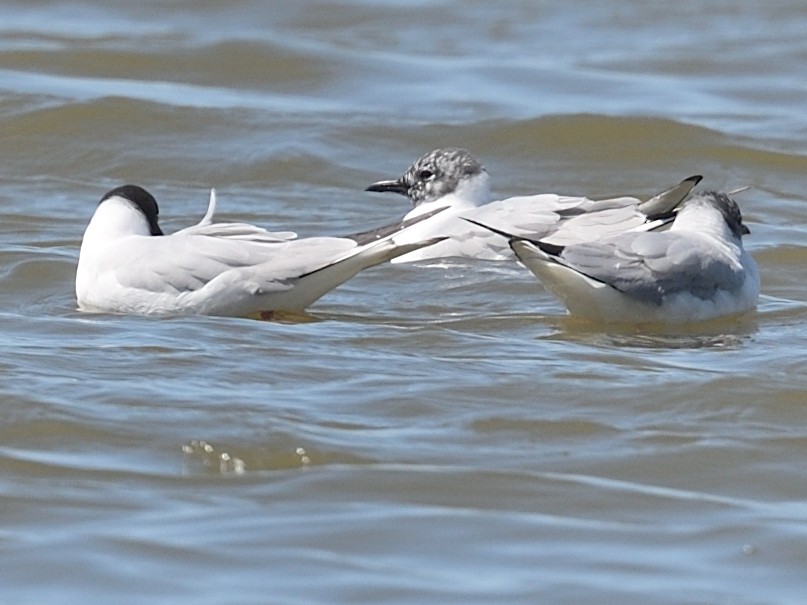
<box><xmin>463</xmin><ymin>217</ymin><xmax>566</xmax><ymax>256</ymax></box>
<box><xmin>533</xmin><ymin>240</ymin><xmax>565</xmax><ymax>256</ymax></box>
<box><xmin>343</xmin><ymin>206</ymin><xmax>450</xmax><ymax>245</ymax></box>
<box><xmin>685</xmin><ymin>175</ymin><xmax>704</xmax><ymax>185</ymax></box>
<box><xmin>461</xmin><ymin>216</ymin><xmax>515</xmax><ymax>240</ymax></box>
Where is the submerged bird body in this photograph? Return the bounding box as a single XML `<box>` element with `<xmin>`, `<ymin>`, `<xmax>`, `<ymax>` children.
<box><xmin>76</xmin><ymin>185</ymin><xmax>442</xmax><ymax>317</ymax></box>
<box><xmin>366</xmin><ymin>148</ymin><xmax>701</xmax><ymax>263</ymax></box>
<box><xmin>486</xmin><ymin>191</ymin><xmax>759</xmax><ymax>323</ymax></box>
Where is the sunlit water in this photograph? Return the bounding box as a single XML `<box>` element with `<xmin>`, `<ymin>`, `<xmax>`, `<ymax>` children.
<box><xmin>2</xmin><ymin>2</ymin><xmax>807</xmax><ymax>604</ymax></box>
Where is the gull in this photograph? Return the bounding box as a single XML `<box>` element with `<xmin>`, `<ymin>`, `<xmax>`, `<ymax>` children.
<box><xmin>366</xmin><ymin>147</ymin><xmax>701</xmax><ymax>263</ymax></box>
<box><xmin>76</xmin><ymin>185</ymin><xmax>445</xmax><ymax>318</ymax></box>
<box><xmin>466</xmin><ymin>191</ymin><xmax>760</xmax><ymax>323</ymax></box>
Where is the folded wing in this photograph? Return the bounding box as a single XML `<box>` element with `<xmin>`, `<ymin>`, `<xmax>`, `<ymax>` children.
<box><xmin>545</xmin><ymin>231</ymin><xmax>747</xmax><ymax>304</ymax></box>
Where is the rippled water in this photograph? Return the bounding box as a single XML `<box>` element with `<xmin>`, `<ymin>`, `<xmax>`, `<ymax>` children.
<box><xmin>2</xmin><ymin>2</ymin><xmax>807</xmax><ymax>603</ymax></box>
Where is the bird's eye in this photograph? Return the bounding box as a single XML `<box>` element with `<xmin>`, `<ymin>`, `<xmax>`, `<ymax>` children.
<box><xmin>417</xmin><ymin>169</ymin><xmax>434</xmax><ymax>181</ymax></box>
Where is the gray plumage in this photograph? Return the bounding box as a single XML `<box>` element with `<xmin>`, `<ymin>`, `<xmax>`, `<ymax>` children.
<box><xmin>544</xmin><ymin>227</ymin><xmax>746</xmax><ymax>305</ymax></box>
<box><xmin>76</xmin><ymin>186</ymin><xmax>446</xmax><ymax>317</ymax></box>
<box><xmin>366</xmin><ymin>148</ymin><xmax>486</xmax><ymax>207</ymax></box>
<box><xmin>532</xmin><ymin>192</ymin><xmax>751</xmax><ymax>305</ymax></box>
<box><xmin>366</xmin><ymin>147</ymin><xmax>702</xmax><ymax>263</ymax></box>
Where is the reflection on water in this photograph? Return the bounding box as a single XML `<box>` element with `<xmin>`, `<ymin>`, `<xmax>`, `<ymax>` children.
<box><xmin>545</xmin><ymin>313</ymin><xmax>761</xmax><ymax>350</ymax></box>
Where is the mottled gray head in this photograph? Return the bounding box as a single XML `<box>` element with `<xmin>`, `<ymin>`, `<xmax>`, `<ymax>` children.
<box><xmin>366</xmin><ymin>148</ymin><xmax>487</xmax><ymax>207</ymax></box>
<box><xmin>704</xmin><ymin>190</ymin><xmax>751</xmax><ymax>238</ymax></box>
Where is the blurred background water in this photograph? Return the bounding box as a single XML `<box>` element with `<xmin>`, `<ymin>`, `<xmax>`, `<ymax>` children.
<box><xmin>2</xmin><ymin>1</ymin><xmax>807</xmax><ymax>603</ymax></box>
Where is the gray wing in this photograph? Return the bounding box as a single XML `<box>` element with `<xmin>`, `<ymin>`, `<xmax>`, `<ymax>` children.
<box><xmin>468</xmin><ymin>194</ymin><xmax>598</xmax><ymax>237</ymax></box>
<box><xmin>176</xmin><ymin>221</ymin><xmax>298</xmax><ymax>243</ymax></box>
<box><xmin>544</xmin><ymin>176</ymin><xmax>702</xmax><ymax>245</ymax></box>
<box><xmin>481</xmin><ymin>194</ymin><xmax>659</xmax><ymax>245</ymax></box>
<box><xmin>436</xmin><ymin>196</ymin><xmax>576</xmax><ymax>259</ymax></box>
<box><xmin>544</xmin><ymin>202</ymin><xmax>651</xmax><ymax>245</ymax></box>
<box><xmin>344</xmin><ymin>205</ymin><xmax>450</xmax><ymax>245</ymax></box>
<box><xmin>555</xmin><ymin>231</ymin><xmax>746</xmax><ymax>304</ymax></box>
<box><xmin>638</xmin><ymin>175</ymin><xmax>702</xmax><ymax>217</ymax></box>
<box><xmin>177</xmin><ymin>188</ymin><xmax>298</xmax><ymax>242</ymax></box>
<box><xmin>111</xmin><ymin>233</ymin><xmax>356</xmax><ymax>295</ymax></box>
<box><xmin>441</xmin><ymin>194</ymin><xmax>647</xmax><ymax>260</ymax></box>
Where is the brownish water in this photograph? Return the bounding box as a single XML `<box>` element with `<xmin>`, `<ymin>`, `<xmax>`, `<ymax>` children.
<box><xmin>2</xmin><ymin>2</ymin><xmax>807</xmax><ymax>603</ymax></box>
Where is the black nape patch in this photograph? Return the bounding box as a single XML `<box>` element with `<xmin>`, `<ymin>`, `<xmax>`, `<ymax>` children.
<box><xmin>705</xmin><ymin>190</ymin><xmax>748</xmax><ymax>239</ymax></box>
<box><xmin>100</xmin><ymin>184</ymin><xmax>163</xmax><ymax>236</ymax></box>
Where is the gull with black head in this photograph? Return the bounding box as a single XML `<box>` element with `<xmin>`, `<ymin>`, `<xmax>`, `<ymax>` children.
<box><xmin>76</xmin><ymin>185</ymin><xmax>445</xmax><ymax>318</ymax></box>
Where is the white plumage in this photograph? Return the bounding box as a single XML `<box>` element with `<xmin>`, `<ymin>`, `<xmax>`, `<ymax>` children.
<box><xmin>366</xmin><ymin>147</ymin><xmax>701</xmax><ymax>263</ymax></box>
<box><xmin>76</xmin><ymin>185</ymin><xmax>444</xmax><ymax>318</ymax></box>
<box><xmin>470</xmin><ymin>191</ymin><xmax>760</xmax><ymax>323</ymax></box>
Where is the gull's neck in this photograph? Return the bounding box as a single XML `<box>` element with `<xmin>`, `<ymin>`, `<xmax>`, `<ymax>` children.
<box><xmin>406</xmin><ymin>171</ymin><xmax>492</xmax><ymax>219</ymax></box>
<box><xmin>671</xmin><ymin>198</ymin><xmax>740</xmax><ymax>244</ymax></box>
<box><xmin>82</xmin><ymin>199</ymin><xmax>154</xmax><ymax>246</ymax></box>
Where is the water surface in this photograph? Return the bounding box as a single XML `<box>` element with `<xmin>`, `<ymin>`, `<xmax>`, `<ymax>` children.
<box><xmin>2</xmin><ymin>2</ymin><xmax>807</xmax><ymax>604</ymax></box>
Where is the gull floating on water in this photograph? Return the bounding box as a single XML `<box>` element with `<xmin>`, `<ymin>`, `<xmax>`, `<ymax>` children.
<box><xmin>76</xmin><ymin>185</ymin><xmax>445</xmax><ymax>318</ymax></box>
<box><xmin>366</xmin><ymin>147</ymin><xmax>701</xmax><ymax>263</ymax></box>
<box><xmin>466</xmin><ymin>191</ymin><xmax>760</xmax><ymax>323</ymax></box>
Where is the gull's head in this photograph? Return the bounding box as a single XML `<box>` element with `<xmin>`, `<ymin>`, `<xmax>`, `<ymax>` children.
<box><xmin>680</xmin><ymin>191</ymin><xmax>751</xmax><ymax>240</ymax></box>
<box><xmin>711</xmin><ymin>191</ymin><xmax>751</xmax><ymax>238</ymax></box>
<box><xmin>366</xmin><ymin>148</ymin><xmax>490</xmax><ymax>208</ymax></box>
<box><xmin>92</xmin><ymin>185</ymin><xmax>164</xmax><ymax>237</ymax></box>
